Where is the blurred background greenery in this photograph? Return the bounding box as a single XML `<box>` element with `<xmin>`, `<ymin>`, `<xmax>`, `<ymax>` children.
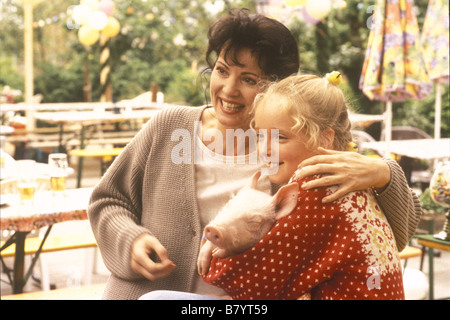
<box><xmin>0</xmin><ymin>0</ymin><xmax>448</xmax><ymax>137</ymax></box>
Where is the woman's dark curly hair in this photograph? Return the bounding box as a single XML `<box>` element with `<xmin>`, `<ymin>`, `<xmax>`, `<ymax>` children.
<box><xmin>205</xmin><ymin>8</ymin><xmax>299</xmax><ymax>81</ymax></box>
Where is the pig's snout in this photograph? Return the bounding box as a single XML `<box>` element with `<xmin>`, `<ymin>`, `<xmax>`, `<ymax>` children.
<box><xmin>204</xmin><ymin>226</ymin><xmax>224</xmax><ymax>247</ymax></box>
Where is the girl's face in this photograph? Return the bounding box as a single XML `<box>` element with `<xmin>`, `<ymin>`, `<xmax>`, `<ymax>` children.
<box><xmin>254</xmin><ymin>96</ymin><xmax>317</xmax><ymax>184</ymax></box>
<box><xmin>210</xmin><ymin>48</ymin><xmax>265</xmax><ymax>130</ymax></box>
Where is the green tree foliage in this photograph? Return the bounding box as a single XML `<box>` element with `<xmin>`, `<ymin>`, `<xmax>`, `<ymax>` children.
<box><xmin>0</xmin><ymin>0</ymin><xmax>253</xmax><ymax>105</ymax></box>
<box><xmin>0</xmin><ymin>0</ymin><xmax>447</xmax><ymax>136</ymax></box>
<box><xmin>0</xmin><ymin>56</ymin><xmax>24</xmax><ymax>90</ymax></box>
<box><xmin>288</xmin><ymin>0</ymin><xmax>448</xmax><ymax>137</ymax></box>
<box><xmin>94</xmin><ymin>0</ymin><xmax>254</xmax><ymax>104</ymax></box>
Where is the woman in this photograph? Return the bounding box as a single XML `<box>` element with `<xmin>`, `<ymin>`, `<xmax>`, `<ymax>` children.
<box><xmin>202</xmin><ymin>74</ymin><xmax>404</xmax><ymax>299</ymax></box>
<box><xmin>88</xmin><ymin>9</ymin><xmax>420</xmax><ymax>300</ymax></box>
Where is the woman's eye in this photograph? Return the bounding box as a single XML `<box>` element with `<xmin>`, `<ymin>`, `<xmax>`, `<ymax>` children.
<box><xmin>243</xmin><ymin>77</ymin><xmax>257</xmax><ymax>85</ymax></box>
<box><xmin>216</xmin><ymin>67</ymin><xmax>227</xmax><ymax>76</ymax></box>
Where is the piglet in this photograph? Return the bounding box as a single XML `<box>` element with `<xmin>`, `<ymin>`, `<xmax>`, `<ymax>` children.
<box><xmin>197</xmin><ymin>171</ymin><xmax>299</xmax><ymax>275</ymax></box>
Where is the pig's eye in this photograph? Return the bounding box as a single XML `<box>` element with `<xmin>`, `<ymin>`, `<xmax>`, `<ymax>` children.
<box><xmin>248</xmin><ymin>222</ymin><xmax>260</xmax><ymax>231</ymax></box>
<box><xmin>247</xmin><ymin>216</ymin><xmax>263</xmax><ymax>231</ymax></box>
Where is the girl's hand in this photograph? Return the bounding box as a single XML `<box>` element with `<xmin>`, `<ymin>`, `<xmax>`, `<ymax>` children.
<box><xmin>131</xmin><ymin>233</ymin><xmax>176</xmax><ymax>281</ymax></box>
<box><xmin>296</xmin><ymin>147</ymin><xmax>390</xmax><ymax>203</ymax></box>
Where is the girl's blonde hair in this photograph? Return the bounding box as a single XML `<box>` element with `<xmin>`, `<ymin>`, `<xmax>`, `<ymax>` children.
<box><xmin>254</xmin><ymin>74</ymin><xmax>352</xmax><ymax>151</ymax></box>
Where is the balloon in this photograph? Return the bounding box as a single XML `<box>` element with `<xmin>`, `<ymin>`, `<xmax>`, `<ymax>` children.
<box><xmin>81</xmin><ymin>0</ymin><xmax>99</xmax><ymax>11</ymax></box>
<box><xmin>72</xmin><ymin>4</ymin><xmax>91</xmax><ymax>25</ymax></box>
<box><xmin>285</xmin><ymin>0</ymin><xmax>306</xmax><ymax>7</ymax></box>
<box><xmin>101</xmin><ymin>16</ymin><xmax>120</xmax><ymax>38</ymax></box>
<box><xmin>88</xmin><ymin>10</ymin><xmax>108</xmax><ymax>30</ymax></box>
<box><xmin>305</xmin><ymin>0</ymin><xmax>332</xmax><ymax>20</ymax></box>
<box><xmin>302</xmin><ymin>7</ymin><xmax>320</xmax><ymax>24</ymax></box>
<box><xmin>78</xmin><ymin>25</ymin><xmax>99</xmax><ymax>45</ymax></box>
<box><xmin>98</xmin><ymin>0</ymin><xmax>115</xmax><ymax>16</ymax></box>
<box><xmin>337</xmin><ymin>0</ymin><xmax>347</xmax><ymax>9</ymax></box>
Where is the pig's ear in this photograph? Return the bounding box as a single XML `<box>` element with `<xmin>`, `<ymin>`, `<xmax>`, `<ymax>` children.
<box><xmin>250</xmin><ymin>171</ymin><xmax>262</xmax><ymax>189</ymax></box>
<box><xmin>272</xmin><ymin>183</ymin><xmax>299</xmax><ymax>220</ymax></box>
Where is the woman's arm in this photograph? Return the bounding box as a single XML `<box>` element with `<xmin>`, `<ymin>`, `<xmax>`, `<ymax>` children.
<box><xmin>88</xmin><ymin>118</ymin><xmax>165</xmax><ymax>280</ymax></box>
<box><xmin>295</xmin><ymin>148</ymin><xmax>422</xmax><ymax>251</ymax></box>
<box><xmin>373</xmin><ymin>159</ymin><xmax>422</xmax><ymax>251</ymax></box>
<box><xmin>88</xmin><ymin>138</ymin><xmax>150</xmax><ymax>279</ymax></box>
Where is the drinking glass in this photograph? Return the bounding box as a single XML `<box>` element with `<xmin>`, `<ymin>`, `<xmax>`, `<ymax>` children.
<box><xmin>0</xmin><ymin>136</ymin><xmax>5</xmax><ymax>167</ymax></box>
<box><xmin>48</xmin><ymin>153</ymin><xmax>68</xmax><ymax>196</ymax></box>
<box><xmin>17</xmin><ymin>160</ymin><xmax>36</xmax><ymax>202</ymax></box>
<box><xmin>429</xmin><ymin>161</ymin><xmax>450</xmax><ymax>241</ymax></box>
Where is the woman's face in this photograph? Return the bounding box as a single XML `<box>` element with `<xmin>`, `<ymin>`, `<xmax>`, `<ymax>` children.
<box><xmin>210</xmin><ymin>48</ymin><xmax>265</xmax><ymax>130</ymax></box>
<box><xmin>254</xmin><ymin>96</ymin><xmax>317</xmax><ymax>184</ymax></box>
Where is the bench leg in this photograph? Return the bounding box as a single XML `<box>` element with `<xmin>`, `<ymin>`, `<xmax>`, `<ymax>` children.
<box><xmin>77</xmin><ymin>157</ymin><xmax>84</xmax><ymax>188</ymax></box>
<box><xmin>38</xmin><ymin>254</ymin><xmax>51</xmax><ymax>291</ymax></box>
<box><xmin>83</xmin><ymin>247</ymin><xmax>96</xmax><ymax>286</ymax></box>
<box><xmin>13</xmin><ymin>232</ymin><xmax>28</xmax><ymax>294</ymax></box>
<box><xmin>76</xmin><ymin>126</ymin><xmax>86</xmax><ymax>188</ymax></box>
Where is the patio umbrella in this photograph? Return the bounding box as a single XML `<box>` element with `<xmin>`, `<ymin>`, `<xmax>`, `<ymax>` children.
<box><xmin>359</xmin><ymin>0</ymin><xmax>432</xmax><ymax>155</ymax></box>
<box><xmin>421</xmin><ymin>0</ymin><xmax>449</xmax><ymax>139</ymax></box>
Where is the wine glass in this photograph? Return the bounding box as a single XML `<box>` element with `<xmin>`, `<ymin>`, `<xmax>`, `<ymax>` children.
<box><xmin>429</xmin><ymin>161</ymin><xmax>450</xmax><ymax>241</ymax></box>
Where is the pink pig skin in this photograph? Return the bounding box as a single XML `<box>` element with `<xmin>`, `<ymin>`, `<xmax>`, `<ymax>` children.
<box><xmin>197</xmin><ymin>171</ymin><xmax>298</xmax><ymax>276</ymax></box>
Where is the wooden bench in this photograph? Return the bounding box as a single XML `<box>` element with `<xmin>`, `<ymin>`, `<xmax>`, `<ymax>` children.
<box><xmin>1</xmin><ymin>283</ymin><xmax>106</xmax><ymax>300</ymax></box>
<box><xmin>1</xmin><ymin>232</ymin><xmax>98</xmax><ymax>292</ymax></box>
<box><xmin>1</xmin><ymin>233</ymin><xmax>97</xmax><ymax>258</ymax></box>
<box><xmin>69</xmin><ymin>147</ymin><xmax>124</xmax><ymax>187</ymax></box>
<box><xmin>399</xmin><ymin>245</ymin><xmax>423</xmax><ymax>272</ymax></box>
<box><xmin>9</xmin><ymin>125</ymin><xmax>135</xmax><ymax>158</ymax></box>
<box><xmin>399</xmin><ymin>245</ymin><xmax>423</xmax><ymax>260</ymax></box>
<box><xmin>7</xmin><ymin>239</ymin><xmax>415</xmax><ymax>264</ymax></box>
<box><xmin>69</xmin><ymin>147</ymin><xmax>124</xmax><ymax>162</ymax></box>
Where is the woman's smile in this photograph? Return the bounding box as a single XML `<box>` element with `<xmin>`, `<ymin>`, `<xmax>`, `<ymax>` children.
<box><xmin>220</xmin><ymin>99</ymin><xmax>245</xmax><ymax>114</ymax></box>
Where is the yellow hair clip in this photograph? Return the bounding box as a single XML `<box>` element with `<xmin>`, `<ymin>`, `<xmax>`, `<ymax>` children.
<box><xmin>346</xmin><ymin>141</ymin><xmax>358</xmax><ymax>152</ymax></box>
<box><xmin>326</xmin><ymin>71</ymin><xmax>342</xmax><ymax>85</ymax></box>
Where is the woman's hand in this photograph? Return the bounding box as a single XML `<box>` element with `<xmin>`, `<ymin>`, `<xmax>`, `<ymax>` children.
<box><xmin>131</xmin><ymin>233</ymin><xmax>176</xmax><ymax>281</ymax></box>
<box><xmin>296</xmin><ymin>147</ymin><xmax>391</xmax><ymax>203</ymax></box>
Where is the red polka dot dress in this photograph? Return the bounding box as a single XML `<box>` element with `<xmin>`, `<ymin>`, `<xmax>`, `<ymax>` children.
<box><xmin>202</xmin><ymin>174</ymin><xmax>405</xmax><ymax>300</ymax></box>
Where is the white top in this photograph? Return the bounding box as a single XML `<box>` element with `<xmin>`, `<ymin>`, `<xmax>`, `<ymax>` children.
<box><xmin>193</xmin><ymin>133</ymin><xmax>270</xmax><ymax>296</ymax></box>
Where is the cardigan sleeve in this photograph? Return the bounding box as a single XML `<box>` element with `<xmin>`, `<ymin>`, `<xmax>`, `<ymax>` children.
<box><xmin>375</xmin><ymin>159</ymin><xmax>423</xmax><ymax>251</ymax></box>
<box><xmin>88</xmin><ymin>115</ymin><xmax>158</xmax><ymax>280</ymax></box>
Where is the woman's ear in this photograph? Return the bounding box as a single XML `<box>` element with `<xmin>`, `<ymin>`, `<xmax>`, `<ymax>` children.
<box><xmin>320</xmin><ymin>128</ymin><xmax>335</xmax><ymax>149</ymax></box>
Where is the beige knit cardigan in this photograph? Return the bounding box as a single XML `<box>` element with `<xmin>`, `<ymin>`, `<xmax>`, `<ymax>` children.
<box><xmin>88</xmin><ymin>105</ymin><xmax>422</xmax><ymax>300</ymax></box>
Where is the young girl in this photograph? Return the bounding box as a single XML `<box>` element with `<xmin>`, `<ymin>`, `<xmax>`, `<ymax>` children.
<box><xmin>201</xmin><ymin>74</ymin><xmax>405</xmax><ymax>300</ymax></box>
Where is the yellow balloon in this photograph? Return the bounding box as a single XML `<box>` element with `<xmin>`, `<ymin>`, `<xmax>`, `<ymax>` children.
<box><xmin>88</xmin><ymin>10</ymin><xmax>108</xmax><ymax>30</ymax></box>
<box><xmin>72</xmin><ymin>4</ymin><xmax>91</xmax><ymax>25</ymax></box>
<box><xmin>305</xmin><ymin>0</ymin><xmax>332</xmax><ymax>20</ymax></box>
<box><xmin>101</xmin><ymin>17</ymin><xmax>120</xmax><ymax>38</ymax></box>
<box><xmin>286</xmin><ymin>0</ymin><xmax>306</xmax><ymax>7</ymax></box>
<box><xmin>81</xmin><ymin>0</ymin><xmax>99</xmax><ymax>11</ymax></box>
<box><xmin>78</xmin><ymin>25</ymin><xmax>99</xmax><ymax>46</ymax></box>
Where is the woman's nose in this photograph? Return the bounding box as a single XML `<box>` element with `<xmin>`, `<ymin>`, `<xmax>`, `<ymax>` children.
<box><xmin>222</xmin><ymin>77</ymin><xmax>239</xmax><ymax>96</ymax></box>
